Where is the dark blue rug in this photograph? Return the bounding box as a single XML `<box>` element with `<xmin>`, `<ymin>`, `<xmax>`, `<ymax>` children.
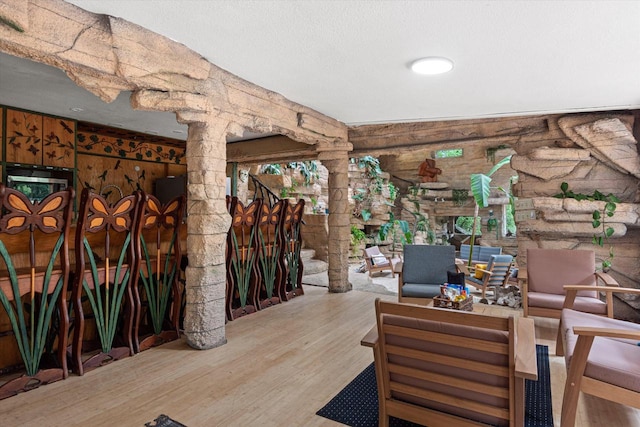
<box><xmin>145</xmin><ymin>414</ymin><xmax>186</xmax><ymax>427</ymax></box>
<box><xmin>317</xmin><ymin>344</ymin><xmax>553</xmax><ymax>427</ymax></box>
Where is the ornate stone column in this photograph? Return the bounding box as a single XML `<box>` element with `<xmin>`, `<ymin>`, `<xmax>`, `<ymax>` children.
<box><xmin>318</xmin><ymin>144</ymin><xmax>352</xmax><ymax>293</ymax></box>
<box><xmin>183</xmin><ymin>119</ymin><xmax>231</xmax><ymax>349</ymax></box>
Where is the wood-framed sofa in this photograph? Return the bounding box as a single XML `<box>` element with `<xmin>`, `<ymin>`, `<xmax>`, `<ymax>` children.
<box><xmin>457</xmin><ymin>244</ymin><xmax>502</xmax><ymax>265</ymax></box>
<box><xmin>362</xmin><ymin>299</ymin><xmax>538</xmax><ymax>427</ymax></box>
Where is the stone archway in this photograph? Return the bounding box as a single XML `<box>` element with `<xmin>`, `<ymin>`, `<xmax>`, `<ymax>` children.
<box><xmin>0</xmin><ymin>0</ymin><xmax>348</xmax><ymax>348</ymax></box>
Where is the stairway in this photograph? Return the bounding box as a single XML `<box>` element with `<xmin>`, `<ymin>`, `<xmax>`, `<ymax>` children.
<box><xmin>300</xmin><ymin>248</ymin><xmax>328</xmax><ymax>276</ymax></box>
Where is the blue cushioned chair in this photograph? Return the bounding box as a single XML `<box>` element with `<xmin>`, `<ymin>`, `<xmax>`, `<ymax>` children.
<box><xmin>462</xmin><ymin>254</ymin><xmax>513</xmax><ymax>302</ymax></box>
<box><xmin>398</xmin><ymin>245</ymin><xmax>456</xmax><ymax>305</ymax></box>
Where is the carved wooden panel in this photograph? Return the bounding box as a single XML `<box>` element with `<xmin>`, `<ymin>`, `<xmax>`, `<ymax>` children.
<box><xmin>76</xmin><ymin>154</ymin><xmax>166</xmax><ymax>205</ymax></box>
<box><xmin>5</xmin><ymin>109</ymin><xmax>43</xmax><ymax>165</ymax></box>
<box><xmin>42</xmin><ymin>116</ymin><xmax>75</xmax><ymax>168</ymax></box>
<box><xmin>76</xmin><ymin>132</ymin><xmax>185</xmax><ymax>164</ymax></box>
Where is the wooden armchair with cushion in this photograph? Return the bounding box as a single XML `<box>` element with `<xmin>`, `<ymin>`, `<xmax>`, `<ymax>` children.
<box><xmin>398</xmin><ymin>244</ymin><xmax>456</xmax><ymax>305</ymax></box>
<box><xmin>522</xmin><ymin>248</ymin><xmax>618</xmax><ymax>319</ymax></box>
<box><xmin>557</xmin><ymin>286</ymin><xmax>640</xmax><ymax>426</ymax></box>
<box><xmin>362</xmin><ymin>299</ymin><xmax>537</xmax><ymax>427</ymax></box>
<box><xmin>363</xmin><ymin>246</ymin><xmax>400</xmax><ymax>278</ymax></box>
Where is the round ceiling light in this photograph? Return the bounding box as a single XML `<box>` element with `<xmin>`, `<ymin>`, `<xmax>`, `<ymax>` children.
<box><xmin>410</xmin><ymin>57</ymin><xmax>454</xmax><ymax>75</ymax></box>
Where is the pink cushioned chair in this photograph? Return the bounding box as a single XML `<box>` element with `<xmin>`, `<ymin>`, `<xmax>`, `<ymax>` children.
<box><xmin>363</xmin><ymin>246</ymin><xmax>400</xmax><ymax>278</ymax></box>
<box><xmin>557</xmin><ymin>286</ymin><xmax>640</xmax><ymax>426</ymax></box>
<box><xmin>522</xmin><ymin>248</ymin><xmax>618</xmax><ymax>319</ymax></box>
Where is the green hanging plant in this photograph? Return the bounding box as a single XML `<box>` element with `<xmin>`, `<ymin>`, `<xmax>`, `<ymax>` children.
<box><xmin>555</xmin><ymin>182</ymin><xmax>618</xmax><ymax>270</ymax></box>
<box><xmin>452</xmin><ymin>189</ymin><xmax>469</xmax><ymax>206</ymax></box>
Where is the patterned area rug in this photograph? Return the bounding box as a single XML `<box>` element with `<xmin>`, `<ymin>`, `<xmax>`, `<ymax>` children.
<box><xmin>144</xmin><ymin>414</ymin><xmax>187</xmax><ymax>427</ymax></box>
<box><xmin>317</xmin><ymin>345</ymin><xmax>553</xmax><ymax>427</ymax></box>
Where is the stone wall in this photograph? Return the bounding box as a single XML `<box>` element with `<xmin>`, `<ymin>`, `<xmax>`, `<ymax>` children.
<box><xmin>511</xmin><ymin>113</ymin><xmax>640</xmax><ymax>321</ymax></box>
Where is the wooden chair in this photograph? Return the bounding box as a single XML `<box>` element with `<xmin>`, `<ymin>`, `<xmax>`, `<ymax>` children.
<box><xmin>362</xmin><ymin>246</ymin><xmax>399</xmax><ymax>278</ymax></box>
<box><xmin>132</xmin><ymin>193</ymin><xmax>185</xmax><ymax>352</ymax></box>
<box><xmin>226</xmin><ymin>197</ymin><xmax>262</xmax><ymax>320</ymax></box>
<box><xmin>557</xmin><ymin>286</ymin><xmax>640</xmax><ymax>426</ymax></box>
<box><xmin>0</xmin><ymin>186</ymin><xmax>74</xmax><ymax>399</ymax></box>
<box><xmin>71</xmin><ymin>189</ymin><xmax>142</xmax><ymax>375</ymax></box>
<box><xmin>398</xmin><ymin>245</ymin><xmax>457</xmax><ymax>305</ymax></box>
<box><xmin>255</xmin><ymin>199</ymin><xmax>285</xmax><ymax>309</ymax></box>
<box><xmin>362</xmin><ymin>299</ymin><xmax>537</xmax><ymax>427</ymax></box>
<box><xmin>459</xmin><ymin>254</ymin><xmax>513</xmax><ymax>302</ymax></box>
<box><xmin>280</xmin><ymin>199</ymin><xmax>305</xmax><ymax>301</ymax></box>
<box><xmin>522</xmin><ymin>248</ymin><xmax>618</xmax><ymax>319</ymax></box>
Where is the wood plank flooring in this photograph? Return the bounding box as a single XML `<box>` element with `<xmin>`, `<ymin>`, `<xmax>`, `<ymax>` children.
<box><xmin>0</xmin><ymin>285</ymin><xmax>638</xmax><ymax>426</ymax></box>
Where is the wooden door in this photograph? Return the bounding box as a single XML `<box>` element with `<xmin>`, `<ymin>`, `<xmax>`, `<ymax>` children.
<box><xmin>5</xmin><ymin>109</ymin><xmax>43</xmax><ymax>165</ymax></box>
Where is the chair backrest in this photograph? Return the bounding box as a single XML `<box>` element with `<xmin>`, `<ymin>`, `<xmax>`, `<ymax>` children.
<box><xmin>374</xmin><ymin>299</ymin><xmax>517</xmax><ymax>426</ymax></box>
<box><xmin>460</xmin><ymin>244</ymin><xmax>502</xmax><ymax>262</ymax></box>
<box><xmin>527</xmin><ymin>249</ymin><xmax>597</xmax><ymax>297</ymax></box>
<box><xmin>363</xmin><ymin>245</ymin><xmax>383</xmax><ymax>258</ymax></box>
<box><xmin>73</xmin><ymin>188</ymin><xmax>142</xmax><ymax>362</ymax></box>
<box><xmin>484</xmin><ymin>254</ymin><xmax>514</xmax><ymax>285</ymax></box>
<box><xmin>135</xmin><ymin>193</ymin><xmax>185</xmax><ymax>339</ymax></box>
<box><xmin>0</xmin><ymin>185</ymin><xmax>74</xmax><ymax>379</ymax></box>
<box><xmin>402</xmin><ymin>245</ymin><xmax>455</xmax><ymax>284</ymax></box>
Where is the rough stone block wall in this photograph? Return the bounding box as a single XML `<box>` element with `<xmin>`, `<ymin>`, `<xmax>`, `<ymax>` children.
<box><xmin>512</xmin><ymin>113</ymin><xmax>640</xmax><ymax>321</ymax></box>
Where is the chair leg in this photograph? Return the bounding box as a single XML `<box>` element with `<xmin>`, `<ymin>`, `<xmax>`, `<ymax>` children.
<box><xmin>556</xmin><ymin>318</ymin><xmax>565</xmax><ymax>356</ymax></box>
<box><xmin>560</xmin><ymin>335</ymin><xmax>594</xmax><ymax>427</ymax></box>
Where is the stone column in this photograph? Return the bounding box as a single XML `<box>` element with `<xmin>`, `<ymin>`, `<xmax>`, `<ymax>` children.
<box><xmin>183</xmin><ymin>119</ymin><xmax>231</xmax><ymax>349</ymax></box>
<box><xmin>318</xmin><ymin>145</ymin><xmax>352</xmax><ymax>293</ymax></box>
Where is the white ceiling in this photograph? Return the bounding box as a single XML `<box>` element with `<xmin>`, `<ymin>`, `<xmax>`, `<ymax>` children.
<box><xmin>3</xmin><ymin>1</ymin><xmax>640</xmax><ymax>140</ymax></box>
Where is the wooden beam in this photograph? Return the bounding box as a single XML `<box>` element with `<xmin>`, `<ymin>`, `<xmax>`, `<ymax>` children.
<box><xmin>226</xmin><ymin>135</ymin><xmax>316</xmax><ymax>163</ymax></box>
<box><xmin>349</xmin><ymin>115</ymin><xmax>549</xmax><ymax>155</ymax></box>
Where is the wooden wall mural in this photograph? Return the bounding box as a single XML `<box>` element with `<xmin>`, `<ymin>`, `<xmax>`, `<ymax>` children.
<box><xmin>76</xmin><ymin>154</ymin><xmax>168</xmax><ymax>204</ymax></box>
<box><xmin>76</xmin><ymin>132</ymin><xmax>185</xmax><ymax>164</ymax></box>
<box><xmin>5</xmin><ymin>109</ymin><xmax>75</xmax><ymax>168</ymax></box>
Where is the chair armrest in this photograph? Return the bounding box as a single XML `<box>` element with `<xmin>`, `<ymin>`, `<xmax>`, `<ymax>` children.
<box><xmin>517</xmin><ymin>271</ymin><xmax>527</xmax><ymax>291</ymax></box>
<box><xmin>392</xmin><ymin>259</ymin><xmax>403</xmax><ymax>273</ymax></box>
<box><xmin>456</xmin><ymin>263</ymin><xmax>470</xmax><ymax>275</ymax></box>
<box><xmin>595</xmin><ymin>271</ymin><xmax>619</xmax><ymax>286</ymax></box>
<box><xmin>562</xmin><ymin>285</ymin><xmax>640</xmax><ymax>311</ymax></box>
<box><xmin>573</xmin><ymin>326</ymin><xmax>640</xmax><ymax>341</ymax></box>
<box><xmin>514</xmin><ymin>317</ymin><xmax>538</xmax><ymax>380</ymax></box>
<box><xmin>361</xmin><ymin>325</ymin><xmax>378</xmax><ymax>348</ymax></box>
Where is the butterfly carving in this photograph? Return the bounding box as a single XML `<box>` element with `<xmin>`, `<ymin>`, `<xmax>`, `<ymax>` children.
<box><xmin>259</xmin><ymin>201</ymin><xmax>283</xmax><ymax>226</ymax></box>
<box><xmin>0</xmin><ymin>187</ymin><xmax>72</xmax><ymax>234</ymax></box>
<box><xmin>83</xmin><ymin>192</ymin><xmax>137</xmax><ymax>233</ymax></box>
<box><xmin>232</xmin><ymin>200</ymin><xmax>260</xmax><ymax>227</ymax></box>
<box><xmin>284</xmin><ymin>201</ymin><xmax>305</xmax><ymax>225</ymax></box>
<box><xmin>142</xmin><ymin>195</ymin><xmax>183</xmax><ymax>230</ymax></box>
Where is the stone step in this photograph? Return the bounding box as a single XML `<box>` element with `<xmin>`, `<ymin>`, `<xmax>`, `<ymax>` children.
<box><xmin>300</xmin><ymin>248</ymin><xmax>316</xmax><ymax>262</ymax></box>
<box><xmin>302</xmin><ymin>258</ymin><xmax>328</xmax><ymax>275</ymax></box>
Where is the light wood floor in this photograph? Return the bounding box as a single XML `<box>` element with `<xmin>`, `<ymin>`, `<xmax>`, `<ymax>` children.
<box><xmin>0</xmin><ymin>285</ymin><xmax>638</xmax><ymax>426</ymax></box>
